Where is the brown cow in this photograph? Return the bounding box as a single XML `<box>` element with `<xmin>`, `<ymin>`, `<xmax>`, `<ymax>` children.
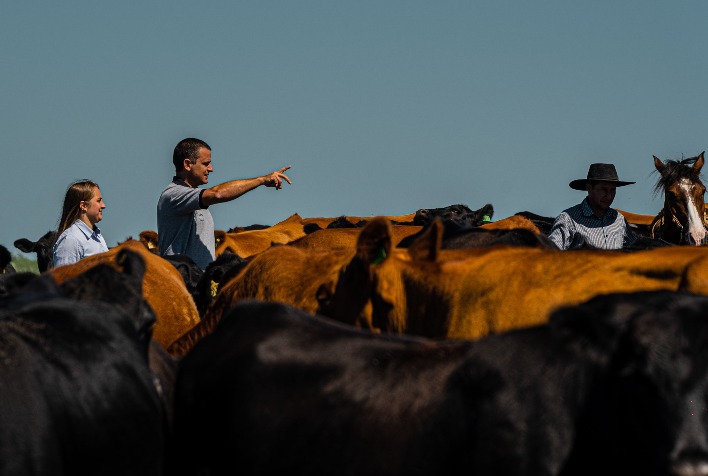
<box><xmin>214</xmin><ymin>213</ymin><xmax>307</xmax><ymax>258</ymax></box>
<box><xmin>479</xmin><ymin>215</ymin><xmax>542</xmax><ymax>233</ymax></box>
<box><xmin>616</xmin><ymin>208</ymin><xmax>656</xmax><ymax>227</ymax></box>
<box><xmin>49</xmin><ymin>240</ymin><xmax>200</xmax><ymax>352</ymax></box>
<box><xmin>301</xmin><ymin>212</ymin><xmax>416</xmax><ymax>230</ymax></box>
<box><xmin>320</xmin><ymin>217</ymin><xmax>708</xmax><ymax>339</ymax></box>
<box><xmin>616</xmin><ymin>208</ymin><xmax>656</xmax><ymax>237</ymax></box>
<box><xmin>166</xmin><ymin>218</ymin><xmax>555</xmax><ymax>355</ymax></box>
<box><xmin>165</xmin><ymin>243</ymin><xmax>366</xmax><ymax>356</ymax></box>
<box><xmin>288</xmin><ymin>224</ymin><xmax>424</xmax><ymax>251</ymax></box>
<box><xmin>170</xmin><ymin>214</ymin><xmax>698</xmax><ymax>356</ymax></box>
<box><xmin>138</xmin><ymin>230</ymin><xmax>160</xmax><ymax>253</ymax></box>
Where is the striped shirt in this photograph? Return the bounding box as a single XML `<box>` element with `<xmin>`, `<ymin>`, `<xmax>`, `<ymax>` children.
<box><xmin>548</xmin><ymin>199</ymin><xmax>636</xmax><ymax>250</ymax></box>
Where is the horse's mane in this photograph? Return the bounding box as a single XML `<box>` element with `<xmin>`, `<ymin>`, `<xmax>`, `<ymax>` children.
<box><xmin>653</xmin><ymin>155</ymin><xmax>704</xmax><ymax>196</ymax></box>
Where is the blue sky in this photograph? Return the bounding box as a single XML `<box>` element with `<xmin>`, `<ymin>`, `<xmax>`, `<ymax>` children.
<box><xmin>3</xmin><ymin>1</ymin><xmax>708</xmax><ymax>253</ymax></box>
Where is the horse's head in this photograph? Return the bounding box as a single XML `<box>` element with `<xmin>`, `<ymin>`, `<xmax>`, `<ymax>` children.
<box><xmin>653</xmin><ymin>152</ymin><xmax>706</xmax><ymax>245</ymax></box>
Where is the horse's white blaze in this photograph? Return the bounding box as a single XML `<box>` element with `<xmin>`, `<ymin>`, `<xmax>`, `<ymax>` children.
<box><xmin>679</xmin><ymin>179</ymin><xmax>706</xmax><ymax>245</ymax></box>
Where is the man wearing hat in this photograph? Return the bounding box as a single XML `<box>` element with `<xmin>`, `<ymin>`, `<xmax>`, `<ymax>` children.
<box><xmin>548</xmin><ymin>163</ymin><xmax>637</xmax><ymax>250</ymax></box>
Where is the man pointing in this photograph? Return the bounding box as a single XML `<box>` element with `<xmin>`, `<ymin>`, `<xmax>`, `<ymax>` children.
<box><xmin>157</xmin><ymin>137</ymin><xmax>292</xmax><ymax>269</ymax></box>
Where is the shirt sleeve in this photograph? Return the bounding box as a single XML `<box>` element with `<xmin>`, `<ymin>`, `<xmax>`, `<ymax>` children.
<box><xmin>160</xmin><ymin>185</ymin><xmax>203</xmax><ymax>216</ymax></box>
<box><xmin>548</xmin><ymin>213</ymin><xmax>576</xmax><ymax>250</ymax></box>
<box><xmin>52</xmin><ymin>233</ymin><xmax>83</xmax><ymax>267</ymax></box>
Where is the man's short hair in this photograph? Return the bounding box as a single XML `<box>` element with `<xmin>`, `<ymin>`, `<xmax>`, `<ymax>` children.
<box><xmin>173</xmin><ymin>138</ymin><xmax>211</xmax><ymax>173</ymax></box>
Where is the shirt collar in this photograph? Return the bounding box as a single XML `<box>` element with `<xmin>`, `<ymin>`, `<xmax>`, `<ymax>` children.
<box><xmin>173</xmin><ymin>176</ymin><xmax>194</xmax><ymax>188</ymax></box>
<box><xmin>581</xmin><ymin>198</ymin><xmax>617</xmax><ymax>220</ymax></box>
<box><xmin>74</xmin><ymin>219</ymin><xmax>102</xmax><ymax>239</ymax></box>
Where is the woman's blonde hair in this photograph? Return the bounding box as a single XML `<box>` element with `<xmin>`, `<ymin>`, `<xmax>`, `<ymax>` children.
<box><xmin>57</xmin><ymin>180</ymin><xmax>99</xmax><ymax>236</ymax></box>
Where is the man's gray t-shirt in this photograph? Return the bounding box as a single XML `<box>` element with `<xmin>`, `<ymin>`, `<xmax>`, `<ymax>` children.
<box><xmin>157</xmin><ymin>178</ymin><xmax>215</xmax><ymax>270</ymax></box>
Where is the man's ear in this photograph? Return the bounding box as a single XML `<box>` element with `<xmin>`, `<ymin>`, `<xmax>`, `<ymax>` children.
<box><xmin>183</xmin><ymin>158</ymin><xmax>192</xmax><ymax>171</ymax></box>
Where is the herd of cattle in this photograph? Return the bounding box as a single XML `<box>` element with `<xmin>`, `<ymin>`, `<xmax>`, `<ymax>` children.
<box><xmin>4</xmin><ymin>203</ymin><xmax>708</xmax><ymax>475</ymax></box>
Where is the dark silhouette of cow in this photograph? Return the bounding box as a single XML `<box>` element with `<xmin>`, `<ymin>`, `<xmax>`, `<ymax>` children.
<box><xmin>0</xmin><ymin>250</ymin><xmax>165</xmax><ymax>475</ymax></box>
<box><xmin>161</xmin><ymin>254</ymin><xmax>204</xmax><ymax>309</ymax></box>
<box><xmin>0</xmin><ymin>245</ymin><xmax>15</xmax><ymax>274</ymax></box>
<box><xmin>169</xmin><ymin>293</ymin><xmax>708</xmax><ymax>476</ymax></box>
<box><xmin>193</xmin><ymin>252</ymin><xmax>249</xmax><ymax>316</ymax></box>
<box><xmin>56</xmin><ymin>249</ymin><xmax>178</xmax><ymax>426</ymax></box>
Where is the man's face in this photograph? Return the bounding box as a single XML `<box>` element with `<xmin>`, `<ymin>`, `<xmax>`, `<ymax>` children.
<box><xmin>586</xmin><ymin>181</ymin><xmax>617</xmax><ymax>213</ymax></box>
<box><xmin>185</xmin><ymin>147</ymin><xmax>213</xmax><ymax>187</ymax></box>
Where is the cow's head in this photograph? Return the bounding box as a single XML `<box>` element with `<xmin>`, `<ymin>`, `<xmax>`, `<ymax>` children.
<box><xmin>414</xmin><ymin>203</ymin><xmax>494</xmax><ymax>229</ymax></box>
<box><xmin>318</xmin><ymin>217</ymin><xmax>445</xmax><ymax>334</ymax></box>
<box><xmin>14</xmin><ymin>230</ymin><xmax>57</xmax><ymax>272</ymax></box>
<box><xmin>138</xmin><ymin>230</ymin><xmax>159</xmax><ymax>254</ymax></box>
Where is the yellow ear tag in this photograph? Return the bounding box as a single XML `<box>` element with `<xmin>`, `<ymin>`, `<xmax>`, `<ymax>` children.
<box><xmin>210</xmin><ymin>280</ymin><xmax>218</xmax><ymax>297</ymax></box>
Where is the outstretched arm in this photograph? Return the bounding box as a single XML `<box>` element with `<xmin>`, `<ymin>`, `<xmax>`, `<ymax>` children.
<box><xmin>201</xmin><ymin>166</ymin><xmax>292</xmax><ymax>206</ymax></box>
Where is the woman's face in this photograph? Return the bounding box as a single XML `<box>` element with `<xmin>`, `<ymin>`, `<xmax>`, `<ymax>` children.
<box><xmin>83</xmin><ymin>186</ymin><xmax>106</xmax><ymax>225</ymax></box>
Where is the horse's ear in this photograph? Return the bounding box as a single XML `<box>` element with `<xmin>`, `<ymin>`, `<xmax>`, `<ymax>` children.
<box><xmin>653</xmin><ymin>155</ymin><xmax>665</xmax><ymax>174</ymax></box>
<box><xmin>694</xmin><ymin>152</ymin><xmax>705</xmax><ymax>172</ymax></box>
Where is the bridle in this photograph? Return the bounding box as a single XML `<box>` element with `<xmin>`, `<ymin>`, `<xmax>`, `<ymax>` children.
<box><xmin>651</xmin><ymin>207</ymin><xmax>708</xmax><ymax>245</ymax></box>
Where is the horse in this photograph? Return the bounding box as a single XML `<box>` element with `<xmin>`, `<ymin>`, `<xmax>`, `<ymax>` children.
<box><xmin>650</xmin><ymin>151</ymin><xmax>707</xmax><ymax>245</ymax></box>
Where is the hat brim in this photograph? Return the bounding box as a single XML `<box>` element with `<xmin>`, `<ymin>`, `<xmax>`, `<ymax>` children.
<box><xmin>569</xmin><ymin>179</ymin><xmax>636</xmax><ymax>190</ymax></box>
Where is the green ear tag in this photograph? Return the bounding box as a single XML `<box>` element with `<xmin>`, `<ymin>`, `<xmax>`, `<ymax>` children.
<box><xmin>482</xmin><ymin>215</ymin><xmax>492</xmax><ymax>223</ymax></box>
<box><xmin>371</xmin><ymin>247</ymin><xmax>387</xmax><ymax>265</ymax></box>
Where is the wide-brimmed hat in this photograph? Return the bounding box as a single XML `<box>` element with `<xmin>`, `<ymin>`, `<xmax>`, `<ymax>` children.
<box><xmin>569</xmin><ymin>163</ymin><xmax>635</xmax><ymax>190</ymax></box>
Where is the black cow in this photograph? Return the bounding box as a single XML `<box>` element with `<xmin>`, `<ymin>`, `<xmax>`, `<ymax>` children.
<box><xmin>57</xmin><ymin>249</ymin><xmax>178</xmax><ymax>425</ymax></box>
<box><xmin>162</xmin><ymin>254</ymin><xmax>204</xmax><ymax>307</ymax></box>
<box><xmin>169</xmin><ymin>293</ymin><xmax>708</xmax><ymax>476</ymax></box>
<box><xmin>13</xmin><ymin>230</ymin><xmax>57</xmax><ymax>272</ymax></box>
<box><xmin>398</xmin><ymin>220</ymin><xmax>559</xmax><ymax>249</ymax></box>
<box><xmin>413</xmin><ymin>203</ymin><xmax>494</xmax><ymax>228</ymax></box>
<box><xmin>441</xmin><ymin>226</ymin><xmax>559</xmax><ymax>249</ymax></box>
<box><xmin>304</xmin><ymin>216</ymin><xmax>413</xmax><ymax>234</ymax></box>
<box><xmin>194</xmin><ymin>252</ymin><xmax>249</xmax><ymax>316</ymax></box>
<box><xmin>227</xmin><ymin>223</ymin><xmax>271</xmax><ymax>233</ymax></box>
<box><xmin>0</xmin><ymin>245</ymin><xmax>15</xmax><ymax>274</ymax></box>
<box><xmin>0</xmin><ymin>252</ymin><xmax>165</xmax><ymax>475</ymax></box>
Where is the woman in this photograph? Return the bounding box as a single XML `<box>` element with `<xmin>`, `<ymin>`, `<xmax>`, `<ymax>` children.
<box><xmin>52</xmin><ymin>180</ymin><xmax>108</xmax><ymax>267</ymax></box>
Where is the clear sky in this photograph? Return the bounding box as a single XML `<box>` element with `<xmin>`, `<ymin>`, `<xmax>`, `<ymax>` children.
<box><xmin>3</xmin><ymin>1</ymin><xmax>708</xmax><ymax>254</ymax></box>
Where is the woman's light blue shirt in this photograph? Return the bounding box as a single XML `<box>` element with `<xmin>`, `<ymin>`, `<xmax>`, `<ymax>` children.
<box><xmin>52</xmin><ymin>219</ymin><xmax>108</xmax><ymax>267</ymax></box>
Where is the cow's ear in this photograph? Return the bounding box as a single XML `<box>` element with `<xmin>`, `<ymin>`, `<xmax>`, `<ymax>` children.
<box><xmin>478</xmin><ymin>203</ymin><xmax>494</xmax><ymax>221</ymax></box>
<box><xmin>13</xmin><ymin>238</ymin><xmax>35</xmax><ymax>253</ymax></box>
<box><xmin>116</xmin><ymin>249</ymin><xmax>147</xmax><ymax>291</ymax></box>
<box><xmin>356</xmin><ymin>217</ymin><xmax>392</xmax><ymax>266</ymax></box>
<box><xmin>214</xmin><ymin>230</ymin><xmax>227</xmax><ymax>247</ymax></box>
<box><xmin>408</xmin><ymin>218</ymin><xmax>442</xmax><ymax>262</ymax></box>
<box><xmin>115</xmin><ymin>249</ymin><xmax>156</xmax><ymax>347</ymax></box>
